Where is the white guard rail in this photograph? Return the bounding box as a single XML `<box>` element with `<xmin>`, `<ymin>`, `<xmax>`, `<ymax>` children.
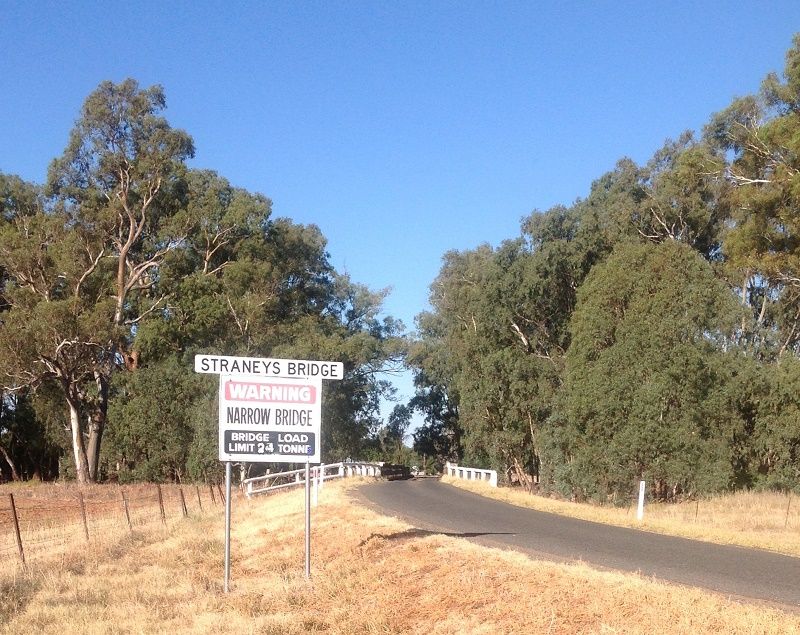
<box><xmin>242</xmin><ymin>461</ymin><xmax>383</xmax><ymax>498</ymax></box>
<box><xmin>445</xmin><ymin>461</ymin><xmax>498</xmax><ymax>487</ymax></box>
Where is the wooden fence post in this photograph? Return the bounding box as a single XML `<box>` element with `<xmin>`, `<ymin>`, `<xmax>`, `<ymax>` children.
<box><xmin>78</xmin><ymin>492</ymin><xmax>90</xmax><ymax>541</ymax></box>
<box><xmin>209</xmin><ymin>483</ymin><xmax>216</xmax><ymax>506</ymax></box>
<box><xmin>786</xmin><ymin>493</ymin><xmax>792</xmax><ymax>529</ymax></box>
<box><xmin>195</xmin><ymin>485</ymin><xmax>203</xmax><ymax>512</ymax></box>
<box><xmin>157</xmin><ymin>485</ymin><xmax>166</xmax><ymax>526</ymax></box>
<box><xmin>121</xmin><ymin>490</ymin><xmax>133</xmax><ymax>532</ymax></box>
<box><xmin>217</xmin><ymin>483</ymin><xmax>225</xmax><ymax>504</ymax></box>
<box><xmin>8</xmin><ymin>493</ymin><xmax>25</xmax><ymax>565</ymax></box>
<box><xmin>179</xmin><ymin>487</ymin><xmax>188</xmax><ymax>517</ymax></box>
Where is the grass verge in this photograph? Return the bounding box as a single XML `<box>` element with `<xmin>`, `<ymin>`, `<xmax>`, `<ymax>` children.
<box><xmin>442</xmin><ymin>476</ymin><xmax>800</xmax><ymax>557</ymax></box>
<box><xmin>1</xmin><ymin>479</ymin><xmax>798</xmax><ymax>634</ymax></box>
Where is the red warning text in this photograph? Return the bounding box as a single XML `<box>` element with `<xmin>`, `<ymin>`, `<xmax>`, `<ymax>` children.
<box><xmin>224</xmin><ymin>380</ymin><xmax>317</xmax><ymax>404</ymax></box>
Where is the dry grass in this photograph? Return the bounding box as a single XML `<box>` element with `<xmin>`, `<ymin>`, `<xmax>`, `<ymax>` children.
<box><xmin>1</xmin><ymin>479</ymin><xmax>799</xmax><ymax>634</ymax></box>
<box><xmin>442</xmin><ymin>476</ymin><xmax>800</xmax><ymax>556</ymax></box>
<box><xmin>0</xmin><ymin>481</ymin><xmax>215</xmax><ymax>568</ymax></box>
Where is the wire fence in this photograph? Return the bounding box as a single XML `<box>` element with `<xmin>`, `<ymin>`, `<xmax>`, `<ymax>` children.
<box><xmin>0</xmin><ymin>482</ymin><xmax>225</xmax><ymax>570</ymax></box>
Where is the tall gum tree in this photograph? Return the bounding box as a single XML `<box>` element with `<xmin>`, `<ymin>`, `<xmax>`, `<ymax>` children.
<box><xmin>554</xmin><ymin>241</ymin><xmax>743</xmax><ymax>500</ymax></box>
<box><xmin>705</xmin><ymin>36</ymin><xmax>800</xmax><ymax>355</ymax></box>
<box><xmin>0</xmin><ymin>80</ymin><xmax>194</xmax><ymax>483</ymax></box>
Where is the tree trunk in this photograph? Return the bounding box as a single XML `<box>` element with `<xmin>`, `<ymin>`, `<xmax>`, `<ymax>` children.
<box><xmin>512</xmin><ymin>455</ymin><xmax>532</xmax><ymax>490</ymax></box>
<box><xmin>67</xmin><ymin>395</ymin><xmax>91</xmax><ymax>484</ymax></box>
<box><xmin>86</xmin><ymin>371</ymin><xmax>109</xmax><ymax>481</ymax></box>
<box><xmin>86</xmin><ymin>414</ymin><xmax>104</xmax><ymax>482</ymax></box>
<box><xmin>528</xmin><ymin>413</ymin><xmax>540</xmax><ymax>485</ymax></box>
<box><xmin>0</xmin><ymin>444</ymin><xmax>21</xmax><ymax>481</ymax></box>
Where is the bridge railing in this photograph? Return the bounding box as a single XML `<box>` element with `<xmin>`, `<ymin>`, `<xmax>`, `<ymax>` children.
<box><xmin>444</xmin><ymin>461</ymin><xmax>498</xmax><ymax>488</ymax></box>
<box><xmin>242</xmin><ymin>461</ymin><xmax>384</xmax><ymax>498</ymax></box>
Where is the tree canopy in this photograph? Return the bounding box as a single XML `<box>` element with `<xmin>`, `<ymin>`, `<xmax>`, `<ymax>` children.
<box><xmin>0</xmin><ymin>80</ymin><xmax>404</xmax><ymax>483</ymax></box>
<box><xmin>409</xmin><ymin>36</ymin><xmax>800</xmax><ymax>499</ymax></box>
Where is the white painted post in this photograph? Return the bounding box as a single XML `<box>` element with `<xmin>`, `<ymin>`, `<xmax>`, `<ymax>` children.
<box><xmin>637</xmin><ymin>480</ymin><xmax>646</xmax><ymax>521</ymax></box>
<box><xmin>319</xmin><ymin>463</ymin><xmax>325</xmax><ymax>491</ymax></box>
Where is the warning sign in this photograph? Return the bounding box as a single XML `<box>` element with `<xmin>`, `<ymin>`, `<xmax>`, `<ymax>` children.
<box><xmin>218</xmin><ymin>375</ymin><xmax>322</xmax><ymax>463</ymax></box>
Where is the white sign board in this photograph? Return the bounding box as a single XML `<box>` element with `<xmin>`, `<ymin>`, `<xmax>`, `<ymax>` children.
<box><xmin>196</xmin><ymin>354</ymin><xmax>343</xmax><ymax>379</ymax></box>
<box><xmin>218</xmin><ymin>374</ymin><xmax>322</xmax><ymax>463</ymax></box>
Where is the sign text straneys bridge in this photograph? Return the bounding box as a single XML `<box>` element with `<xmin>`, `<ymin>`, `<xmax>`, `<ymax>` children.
<box><xmin>195</xmin><ymin>354</ymin><xmax>344</xmax><ymax>379</ymax></box>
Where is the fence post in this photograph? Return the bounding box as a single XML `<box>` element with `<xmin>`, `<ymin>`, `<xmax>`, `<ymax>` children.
<box><xmin>179</xmin><ymin>487</ymin><xmax>188</xmax><ymax>518</ymax></box>
<box><xmin>195</xmin><ymin>485</ymin><xmax>203</xmax><ymax>512</ymax></box>
<box><xmin>77</xmin><ymin>492</ymin><xmax>90</xmax><ymax>541</ymax></box>
<box><xmin>8</xmin><ymin>493</ymin><xmax>25</xmax><ymax>566</ymax></box>
<box><xmin>209</xmin><ymin>483</ymin><xmax>217</xmax><ymax>506</ymax></box>
<box><xmin>157</xmin><ymin>485</ymin><xmax>167</xmax><ymax>526</ymax></box>
<box><xmin>786</xmin><ymin>493</ymin><xmax>792</xmax><ymax>528</ymax></box>
<box><xmin>217</xmin><ymin>483</ymin><xmax>225</xmax><ymax>504</ymax></box>
<box><xmin>121</xmin><ymin>490</ymin><xmax>132</xmax><ymax>533</ymax></box>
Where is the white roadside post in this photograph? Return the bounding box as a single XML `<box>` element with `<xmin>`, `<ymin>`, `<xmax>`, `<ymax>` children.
<box><xmin>637</xmin><ymin>480</ymin><xmax>646</xmax><ymax>521</ymax></box>
<box><xmin>194</xmin><ymin>354</ymin><xmax>343</xmax><ymax>589</ymax></box>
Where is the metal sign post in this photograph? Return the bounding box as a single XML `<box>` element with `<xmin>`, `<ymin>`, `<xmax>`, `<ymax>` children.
<box><xmin>305</xmin><ymin>460</ymin><xmax>311</xmax><ymax>579</ymax></box>
<box><xmin>224</xmin><ymin>461</ymin><xmax>232</xmax><ymax>592</ymax></box>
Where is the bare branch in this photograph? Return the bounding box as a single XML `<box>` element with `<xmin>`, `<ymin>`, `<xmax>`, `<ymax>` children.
<box><xmin>74</xmin><ymin>247</ymin><xmax>106</xmax><ymax>297</ymax></box>
<box><xmin>124</xmin><ymin>294</ymin><xmax>170</xmax><ymax>326</ymax></box>
<box><xmin>510</xmin><ymin>320</ymin><xmax>530</xmax><ymax>351</ymax></box>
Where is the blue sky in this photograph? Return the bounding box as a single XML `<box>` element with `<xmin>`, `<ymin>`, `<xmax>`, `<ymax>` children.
<box><xmin>3</xmin><ymin>2</ymin><xmax>800</xmax><ymax>420</ymax></box>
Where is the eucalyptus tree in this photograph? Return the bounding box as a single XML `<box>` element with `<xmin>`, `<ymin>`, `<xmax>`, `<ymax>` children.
<box><xmin>0</xmin><ymin>80</ymin><xmax>194</xmax><ymax>482</ymax></box>
<box><xmin>705</xmin><ymin>35</ymin><xmax>800</xmax><ymax>355</ymax></box>
<box><xmin>2</xmin><ymin>79</ymin><xmax>408</xmax><ymax>482</ymax></box>
<box><xmin>552</xmin><ymin>241</ymin><xmax>743</xmax><ymax>501</ymax></box>
<box><xmin>412</xmin><ymin>201</ymin><xmax>611</xmax><ymax>484</ymax></box>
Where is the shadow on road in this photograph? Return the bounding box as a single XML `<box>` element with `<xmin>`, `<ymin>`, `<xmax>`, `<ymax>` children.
<box><xmin>358</xmin><ymin>527</ymin><xmax>514</xmax><ymax>548</ymax></box>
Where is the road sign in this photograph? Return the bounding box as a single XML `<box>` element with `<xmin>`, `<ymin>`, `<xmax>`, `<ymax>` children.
<box><xmin>195</xmin><ymin>354</ymin><xmax>343</xmax><ymax>379</ymax></box>
<box><xmin>194</xmin><ymin>353</ymin><xmax>344</xmax><ymax>590</ymax></box>
<box><xmin>218</xmin><ymin>374</ymin><xmax>322</xmax><ymax>463</ymax></box>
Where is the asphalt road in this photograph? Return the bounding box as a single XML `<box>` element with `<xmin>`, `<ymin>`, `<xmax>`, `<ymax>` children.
<box><xmin>358</xmin><ymin>478</ymin><xmax>800</xmax><ymax>609</ymax></box>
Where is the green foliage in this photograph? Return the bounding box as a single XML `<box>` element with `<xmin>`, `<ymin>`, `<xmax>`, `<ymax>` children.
<box><xmin>549</xmin><ymin>242</ymin><xmax>742</xmax><ymax>500</ymax></box>
<box><xmin>0</xmin><ymin>391</ymin><xmax>61</xmax><ymax>481</ymax></box>
<box><xmin>409</xmin><ymin>202</ymin><xmax>610</xmax><ymax>483</ymax></box>
<box><xmin>105</xmin><ymin>357</ymin><xmax>210</xmax><ymax>482</ymax></box>
<box><xmin>751</xmin><ymin>356</ymin><xmax>800</xmax><ymax>491</ymax></box>
<box><xmin>408</xmin><ymin>36</ymin><xmax>800</xmax><ymax>499</ymax></box>
<box><xmin>0</xmin><ymin>80</ymin><xmax>405</xmax><ymax>482</ymax></box>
